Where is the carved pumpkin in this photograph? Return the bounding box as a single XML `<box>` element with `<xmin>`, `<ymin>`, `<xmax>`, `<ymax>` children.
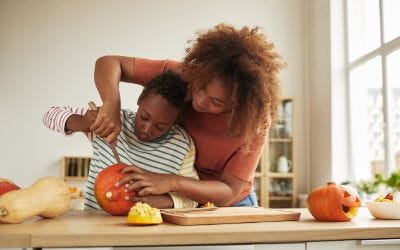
<box><xmin>0</xmin><ymin>178</ymin><xmax>20</xmax><ymax>197</ymax></box>
<box><xmin>307</xmin><ymin>182</ymin><xmax>361</xmax><ymax>221</ymax></box>
<box><xmin>94</xmin><ymin>164</ymin><xmax>137</xmax><ymax>216</ymax></box>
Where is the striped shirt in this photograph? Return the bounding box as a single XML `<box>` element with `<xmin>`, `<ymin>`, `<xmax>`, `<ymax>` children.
<box><xmin>43</xmin><ymin>106</ymin><xmax>198</xmax><ymax>209</ymax></box>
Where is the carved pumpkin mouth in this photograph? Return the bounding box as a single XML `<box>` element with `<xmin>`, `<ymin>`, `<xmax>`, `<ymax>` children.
<box><xmin>342</xmin><ymin>205</ymin><xmax>358</xmax><ymax>219</ymax></box>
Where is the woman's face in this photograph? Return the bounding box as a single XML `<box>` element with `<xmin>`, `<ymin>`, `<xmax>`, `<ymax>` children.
<box><xmin>134</xmin><ymin>93</ymin><xmax>179</xmax><ymax>142</ymax></box>
<box><xmin>192</xmin><ymin>78</ymin><xmax>232</xmax><ymax>114</ymax></box>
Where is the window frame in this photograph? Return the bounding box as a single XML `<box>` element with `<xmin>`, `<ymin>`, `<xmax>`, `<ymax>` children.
<box><xmin>345</xmin><ymin>0</ymin><xmax>400</xmax><ymax>180</ymax></box>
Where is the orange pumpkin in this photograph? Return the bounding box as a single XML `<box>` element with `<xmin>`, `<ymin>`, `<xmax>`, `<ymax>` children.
<box><xmin>307</xmin><ymin>182</ymin><xmax>361</xmax><ymax>221</ymax></box>
<box><xmin>94</xmin><ymin>164</ymin><xmax>137</xmax><ymax>216</ymax></box>
<box><xmin>0</xmin><ymin>178</ymin><xmax>20</xmax><ymax>197</ymax></box>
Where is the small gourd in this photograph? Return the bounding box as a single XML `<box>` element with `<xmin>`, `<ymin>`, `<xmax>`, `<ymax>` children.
<box><xmin>0</xmin><ymin>176</ymin><xmax>71</xmax><ymax>224</ymax></box>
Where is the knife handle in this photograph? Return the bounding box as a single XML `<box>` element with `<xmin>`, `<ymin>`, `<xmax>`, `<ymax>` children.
<box><xmin>88</xmin><ymin>101</ymin><xmax>97</xmax><ymax>111</ymax></box>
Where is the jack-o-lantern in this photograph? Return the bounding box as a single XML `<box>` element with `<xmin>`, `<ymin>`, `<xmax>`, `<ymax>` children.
<box><xmin>307</xmin><ymin>182</ymin><xmax>361</xmax><ymax>221</ymax></box>
<box><xmin>94</xmin><ymin>164</ymin><xmax>137</xmax><ymax>216</ymax></box>
<box><xmin>0</xmin><ymin>178</ymin><xmax>20</xmax><ymax>196</ymax></box>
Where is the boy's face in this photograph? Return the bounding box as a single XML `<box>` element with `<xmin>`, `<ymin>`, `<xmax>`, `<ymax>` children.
<box><xmin>134</xmin><ymin>93</ymin><xmax>179</xmax><ymax>142</ymax></box>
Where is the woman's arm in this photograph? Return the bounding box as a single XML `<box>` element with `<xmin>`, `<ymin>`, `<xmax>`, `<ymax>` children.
<box><xmin>118</xmin><ymin>142</ymin><xmax>262</xmax><ymax>206</ymax></box>
<box><xmin>91</xmin><ymin>56</ymin><xmax>136</xmax><ymax>143</ymax></box>
<box><xmin>172</xmin><ymin>171</ymin><xmax>249</xmax><ymax>206</ymax></box>
<box><xmin>92</xmin><ymin>56</ymin><xmax>180</xmax><ymax>143</ymax></box>
<box><xmin>117</xmin><ymin>166</ymin><xmax>249</xmax><ymax>206</ymax></box>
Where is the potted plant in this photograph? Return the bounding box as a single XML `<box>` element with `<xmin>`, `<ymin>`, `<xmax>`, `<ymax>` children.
<box><xmin>354</xmin><ymin>179</ymin><xmax>380</xmax><ymax>202</ymax></box>
<box><xmin>376</xmin><ymin>171</ymin><xmax>400</xmax><ymax>200</ymax></box>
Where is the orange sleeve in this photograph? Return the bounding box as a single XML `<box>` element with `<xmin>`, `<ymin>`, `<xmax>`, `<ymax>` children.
<box><xmin>224</xmin><ymin>143</ymin><xmax>263</xmax><ymax>204</ymax></box>
<box><xmin>133</xmin><ymin>58</ymin><xmax>181</xmax><ymax>84</ymax></box>
<box><xmin>224</xmin><ymin>143</ymin><xmax>263</xmax><ymax>205</ymax></box>
<box><xmin>224</xmin><ymin>143</ymin><xmax>263</xmax><ymax>182</ymax></box>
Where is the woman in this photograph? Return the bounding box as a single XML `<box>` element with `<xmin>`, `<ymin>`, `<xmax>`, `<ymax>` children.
<box><xmin>91</xmin><ymin>23</ymin><xmax>284</xmax><ymax>207</ymax></box>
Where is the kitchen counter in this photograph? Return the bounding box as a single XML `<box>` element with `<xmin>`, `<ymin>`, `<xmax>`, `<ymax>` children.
<box><xmin>1</xmin><ymin>208</ymin><xmax>400</xmax><ymax>248</ymax></box>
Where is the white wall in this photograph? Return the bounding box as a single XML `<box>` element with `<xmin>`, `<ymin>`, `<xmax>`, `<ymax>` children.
<box><xmin>307</xmin><ymin>0</ymin><xmax>350</xmax><ymax>188</ymax></box>
<box><xmin>0</xmin><ymin>0</ymin><xmax>309</xmax><ymax>194</ymax></box>
<box><xmin>308</xmin><ymin>0</ymin><xmax>333</xmax><ymax>188</ymax></box>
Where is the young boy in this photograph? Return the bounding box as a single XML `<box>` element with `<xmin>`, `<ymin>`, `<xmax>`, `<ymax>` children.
<box><xmin>43</xmin><ymin>71</ymin><xmax>198</xmax><ymax>210</ymax></box>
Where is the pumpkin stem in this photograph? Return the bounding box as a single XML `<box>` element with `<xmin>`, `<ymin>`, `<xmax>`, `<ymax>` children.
<box><xmin>327</xmin><ymin>182</ymin><xmax>336</xmax><ymax>186</ymax></box>
<box><xmin>0</xmin><ymin>207</ymin><xmax>8</xmax><ymax>217</ymax></box>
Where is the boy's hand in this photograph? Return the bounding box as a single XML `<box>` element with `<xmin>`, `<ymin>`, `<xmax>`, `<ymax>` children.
<box><xmin>65</xmin><ymin>110</ymin><xmax>98</xmax><ymax>132</ymax></box>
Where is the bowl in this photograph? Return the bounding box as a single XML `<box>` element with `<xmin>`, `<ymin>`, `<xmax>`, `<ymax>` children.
<box><xmin>365</xmin><ymin>200</ymin><xmax>400</xmax><ymax>219</ymax></box>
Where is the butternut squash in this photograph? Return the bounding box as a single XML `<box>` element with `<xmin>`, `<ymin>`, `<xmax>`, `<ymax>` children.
<box><xmin>0</xmin><ymin>176</ymin><xmax>71</xmax><ymax>224</ymax></box>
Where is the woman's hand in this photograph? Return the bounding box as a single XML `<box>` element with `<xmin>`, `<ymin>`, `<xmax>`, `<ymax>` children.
<box><xmin>116</xmin><ymin>165</ymin><xmax>176</xmax><ymax>196</ymax></box>
<box><xmin>127</xmin><ymin>194</ymin><xmax>174</xmax><ymax>209</ymax></box>
<box><xmin>93</xmin><ymin>56</ymin><xmax>136</xmax><ymax>144</ymax></box>
<box><xmin>90</xmin><ymin>102</ymin><xmax>121</xmax><ymax>144</ymax></box>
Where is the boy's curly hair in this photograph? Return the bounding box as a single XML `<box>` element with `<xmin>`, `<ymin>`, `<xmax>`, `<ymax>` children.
<box><xmin>139</xmin><ymin>70</ymin><xmax>188</xmax><ymax>112</ymax></box>
<box><xmin>181</xmin><ymin>23</ymin><xmax>285</xmax><ymax>150</ymax></box>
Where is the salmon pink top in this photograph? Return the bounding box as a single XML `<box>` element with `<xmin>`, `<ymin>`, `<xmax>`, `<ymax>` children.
<box><xmin>133</xmin><ymin>58</ymin><xmax>263</xmax><ymax>203</ymax></box>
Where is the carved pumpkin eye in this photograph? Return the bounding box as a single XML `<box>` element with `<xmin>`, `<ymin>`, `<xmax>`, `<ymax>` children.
<box><xmin>344</xmin><ymin>191</ymin><xmax>351</xmax><ymax>198</ymax></box>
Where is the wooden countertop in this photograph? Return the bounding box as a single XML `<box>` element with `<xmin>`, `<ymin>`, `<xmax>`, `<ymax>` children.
<box><xmin>1</xmin><ymin>208</ymin><xmax>400</xmax><ymax>248</ymax></box>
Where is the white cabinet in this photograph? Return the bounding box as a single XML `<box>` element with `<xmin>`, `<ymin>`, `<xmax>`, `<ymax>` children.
<box><xmin>254</xmin><ymin>243</ymin><xmax>305</xmax><ymax>250</ymax></box>
<box><xmin>307</xmin><ymin>239</ymin><xmax>400</xmax><ymax>250</ymax></box>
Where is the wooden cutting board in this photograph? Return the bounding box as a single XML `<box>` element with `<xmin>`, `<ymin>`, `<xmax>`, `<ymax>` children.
<box><xmin>160</xmin><ymin>207</ymin><xmax>301</xmax><ymax>225</ymax></box>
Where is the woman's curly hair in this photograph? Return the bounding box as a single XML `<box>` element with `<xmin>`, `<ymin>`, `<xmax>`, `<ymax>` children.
<box><xmin>181</xmin><ymin>23</ymin><xmax>285</xmax><ymax>150</ymax></box>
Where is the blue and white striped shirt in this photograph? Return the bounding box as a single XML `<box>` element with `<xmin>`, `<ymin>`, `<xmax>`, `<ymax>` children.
<box><xmin>43</xmin><ymin>107</ymin><xmax>198</xmax><ymax>209</ymax></box>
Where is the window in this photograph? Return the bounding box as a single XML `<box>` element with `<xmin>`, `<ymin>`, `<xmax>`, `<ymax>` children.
<box><xmin>346</xmin><ymin>0</ymin><xmax>400</xmax><ymax>180</ymax></box>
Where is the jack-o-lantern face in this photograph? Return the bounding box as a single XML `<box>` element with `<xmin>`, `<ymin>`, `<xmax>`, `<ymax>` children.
<box><xmin>307</xmin><ymin>182</ymin><xmax>361</xmax><ymax>221</ymax></box>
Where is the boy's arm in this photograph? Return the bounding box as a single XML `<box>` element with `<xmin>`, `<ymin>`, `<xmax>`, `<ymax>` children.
<box><xmin>43</xmin><ymin>107</ymin><xmax>95</xmax><ymax>140</ymax></box>
<box><xmin>168</xmin><ymin>142</ymin><xmax>199</xmax><ymax>208</ymax></box>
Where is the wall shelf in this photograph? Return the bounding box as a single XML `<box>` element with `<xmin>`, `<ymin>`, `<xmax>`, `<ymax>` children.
<box><xmin>60</xmin><ymin>156</ymin><xmax>91</xmax><ymax>210</ymax></box>
<box><xmin>61</xmin><ymin>156</ymin><xmax>91</xmax><ymax>180</ymax></box>
<box><xmin>268</xmin><ymin>172</ymin><xmax>294</xmax><ymax>178</ymax></box>
<box><xmin>269</xmin><ymin>196</ymin><xmax>292</xmax><ymax>201</ymax></box>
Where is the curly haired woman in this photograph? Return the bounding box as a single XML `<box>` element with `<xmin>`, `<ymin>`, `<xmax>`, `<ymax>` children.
<box><xmin>92</xmin><ymin>23</ymin><xmax>285</xmax><ymax>207</ymax></box>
